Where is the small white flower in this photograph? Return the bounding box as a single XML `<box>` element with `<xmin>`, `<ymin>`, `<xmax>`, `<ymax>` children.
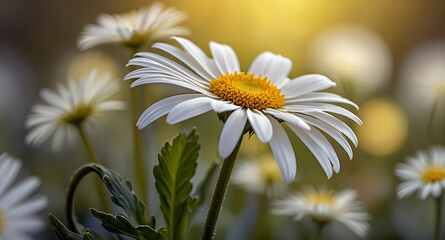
<box><xmin>78</xmin><ymin>2</ymin><xmax>189</xmax><ymax>50</ymax></box>
<box><xmin>232</xmin><ymin>154</ymin><xmax>287</xmax><ymax>197</ymax></box>
<box><xmin>0</xmin><ymin>153</ymin><xmax>48</xmax><ymax>240</ymax></box>
<box><xmin>25</xmin><ymin>69</ymin><xmax>125</xmax><ymax>150</ymax></box>
<box><xmin>126</xmin><ymin>37</ymin><xmax>361</xmax><ymax>183</ymax></box>
<box><xmin>308</xmin><ymin>26</ymin><xmax>392</xmax><ymax>96</ymax></box>
<box><xmin>271</xmin><ymin>187</ymin><xmax>370</xmax><ymax>237</ymax></box>
<box><xmin>395</xmin><ymin>145</ymin><xmax>445</xmax><ymax>200</ymax></box>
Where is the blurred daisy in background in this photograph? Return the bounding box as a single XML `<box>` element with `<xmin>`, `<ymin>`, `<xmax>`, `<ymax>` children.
<box><xmin>308</xmin><ymin>25</ymin><xmax>392</xmax><ymax>99</ymax></box>
<box><xmin>398</xmin><ymin>41</ymin><xmax>445</xmax><ymax>138</ymax></box>
<box><xmin>271</xmin><ymin>187</ymin><xmax>370</xmax><ymax>238</ymax></box>
<box><xmin>356</xmin><ymin>98</ymin><xmax>408</xmax><ymax>156</ymax></box>
<box><xmin>395</xmin><ymin>146</ymin><xmax>445</xmax><ymax>199</ymax></box>
<box><xmin>0</xmin><ymin>153</ymin><xmax>48</xmax><ymax>240</ymax></box>
<box><xmin>126</xmin><ymin>37</ymin><xmax>361</xmax><ymax>183</ymax></box>
<box><xmin>78</xmin><ymin>2</ymin><xmax>189</xmax><ymax>51</ymax></box>
<box><xmin>232</xmin><ymin>153</ymin><xmax>286</xmax><ymax>197</ymax></box>
<box><xmin>25</xmin><ymin>69</ymin><xmax>125</xmax><ymax>150</ymax></box>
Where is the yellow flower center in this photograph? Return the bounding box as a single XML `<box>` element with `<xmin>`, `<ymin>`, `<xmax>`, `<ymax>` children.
<box><xmin>422</xmin><ymin>166</ymin><xmax>445</xmax><ymax>182</ymax></box>
<box><xmin>62</xmin><ymin>105</ymin><xmax>92</xmax><ymax>125</ymax></box>
<box><xmin>259</xmin><ymin>159</ymin><xmax>283</xmax><ymax>184</ymax></box>
<box><xmin>305</xmin><ymin>192</ymin><xmax>335</xmax><ymax>205</ymax></box>
<box><xmin>0</xmin><ymin>211</ymin><xmax>4</xmax><ymax>232</ymax></box>
<box><xmin>209</xmin><ymin>72</ymin><xmax>285</xmax><ymax>111</ymax></box>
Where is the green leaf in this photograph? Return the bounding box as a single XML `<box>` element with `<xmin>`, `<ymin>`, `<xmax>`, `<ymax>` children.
<box><xmin>67</xmin><ymin>163</ymin><xmax>150</xmax><ymax>232</ymax></box>
<box><xmin>153</xmin><ymin>128</ymin><xmax>200</xmax><ymax>240</ymax></box>
<box><xmin>49</xmin><ymin>214</ymin><xmax>95</xmax><ymax>240</ymax></box>
<box><xmin>90</xmin><ymin>209</ymin><xmax>165</xmax><ymax>240</ymax></box>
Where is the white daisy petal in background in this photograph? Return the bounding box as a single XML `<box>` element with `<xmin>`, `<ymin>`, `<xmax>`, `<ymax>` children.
<box><xmin>0</xmin><ymin>153</ymin><xmax>48</xmax><ymax>240</ymax></box>
<box><xmin>25</xmin><ymin>69</ymin><xmax>125</xmax><ymax>150</ymax></box>
<box><xmin>271</xmin><ymin>187</ymin><xmax>370</xmax><ymax>238</ymax></box>
<box><xmin>232</xmin><ymin>154</ymin><xmax>287</xmax><ymax>197</ymax></box>
<box><xmin>126</xmin><ymin>37</ymin><xmax>361</xmax><ymax>183</ymax></box>
<box><xmin>78</xmin><ymin>2</ymin><xmax>189</xmax><ymax>50</ymax></box>
<box><xmin>395</xmin><ymin>145</ymin><xmax>445</xmax><ymax>200</ymax></box>
<box><xmin>397</xmin><ymin>41</ymin><xmax>445</xmax><ymax>135</ymax></box>
<box><xmin>308</xmin><ymin>25</ymin><xmax>392</xmax><ymax>98</ymax></box>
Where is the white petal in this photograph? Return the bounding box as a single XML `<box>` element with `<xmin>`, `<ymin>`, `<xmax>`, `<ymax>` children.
<box><xmin>246</xmin><ymin>109</ymin><xmax>273</xmax><ymax>143</ymax></box>
<box><xmin>137</xmin><ymin>94</ymin><xmax>202</xmax><ymax>129</ymax></box>
<box><xmin>7</xmin><ymin>196</ymin><xmax>48</xmax><ymax>217</ymax></box>
<box><xmin>210</xmin><ymin>41</ymin><xmax>240</xmax><ymax>75</ymax></box>
<box><xmin>265</xmin><ymin>109</ymin><xmax>310</xmax><ymax>130</ymax></box>
<box><xmin>247</xmin><ymin>51</ymin><xmax>292</xmax><ymax>86</ymax></box>
<box><xmin>267</xmin><ymin>115</ymin><xmax>296</xmax><ymax>183</ymax></box>
<box><xmin>286</xmin><ymin>92</ymin><xmax>358</xmax><ymax>109</ymax></box>
<box><xmin>281</xmin><ymin>74</ymin><xmax>336</xmax><ymax>98</ymax></box>
<box><xmin>210</xmin><ymin>100</ymin><xmax>241</xmax><ymax>113</ymax></box>
<box><xmin>287</xmin><ymin>123</ymin><xmax>333</xmax><ymax>178</ymax></box>
<box><xmin>166</xmin><ymin>97</ymin><xmax>214</xmax><ymax>124</ymax></box>
<box><xmin>218</xmin><ymin>109</ymin><xmax>247</xmax><ymax>158</ymax></box>
<box><xmin>0</xmin><ymin>177</ymin><xmax>40</xmax><ymax>209</ymax></box>
<box><xmin>0</xmin><ymin>158</ymin><xmax>22</xmax><ymax>197</ymax></box>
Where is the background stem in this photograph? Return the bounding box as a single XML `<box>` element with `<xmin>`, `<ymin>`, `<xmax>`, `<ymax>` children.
<box><xmin>75</xmin><ymin>124</ymin><xmax>111</xmax><ymax>212</ymax></box>
<box><xmin>435</xmin><ymin>194</ymin><xmax>443</xmax><ymax>240</ymax></box>
<box><xmin>127</xmin><ymin>47</ymin><xmax>149</xmax><ymax>214</ymax></box>
<box><xmin>201</xmin><ymin>138</ymin><xmax>243</xmax><ymax>240</ymax></box>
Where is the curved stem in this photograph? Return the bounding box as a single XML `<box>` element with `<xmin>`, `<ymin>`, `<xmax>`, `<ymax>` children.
<box><xmin>435</xmin><ymin>194</ymin><xmax>443</xmax><ymax>240</ymax></box>
<box><xmin>201</xmin><ymin>138</ymin><xmax>243</xmax><ymax>240</ymax></box>
<box><xmin>127</xmin><ymin>47</ymin><xmax>148</xmax><ymax>214</ymax></box>
<box><xmin>75</xmin><ymin>124</ymin><xmax>111</xmax><ymax>213</ymax></box>
<box><xmin>66</xmin><ymin>164</ymin><xmax>100</xmax><ymax>233</ymax></box>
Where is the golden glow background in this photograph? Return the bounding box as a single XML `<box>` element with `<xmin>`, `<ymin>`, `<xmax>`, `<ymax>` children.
<box><xmin>1</xmin><ymin>0</ymin><xmax>445</xmax><ymax>239</ymax></box>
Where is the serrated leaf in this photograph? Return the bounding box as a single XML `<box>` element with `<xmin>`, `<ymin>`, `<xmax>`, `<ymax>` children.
<box><xmin>153</xmin><ymin>128</ymin><xmax>200</xmax><ymax>240</ymax></box>
<box><xmin>49</xmin><ymin>214</ymin><xmax>95</xmax><ymax>240</ymax></box>
<box><xmin>68</xmin><ymin>164</ymin><xmax>150</xmax><ymax>227</ymax></box>
<box><xmin>90</xmin><ymin>209</ymin><xmax>164</xmax><ymax>240</ymax></box>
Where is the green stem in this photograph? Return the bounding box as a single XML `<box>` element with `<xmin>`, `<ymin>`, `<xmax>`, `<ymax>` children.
<box><xmin>251</xmin><ymin>194</ymin><xmax>270</xmax><ymax>240</ymax></box>
<box><xmin>75</xmin><ymin>124</ymin><xmax>111</xmax><ymax>213</ymax></box>
<box><xmin>201</xmin><ymin>138</ymin><xmax>243</xmax><ymax>240</ymax></box>
<box><xmin>127</xmin><ymin>59</ymin><xmax>148</xmax><ymax>214</ymax></box>
<box><xmin>312</xmin><ymin>221</ymin><xmax>326</xmax><ymax>240</ymax></box>
<box><xmin>435</xmin><ymin>194</ymin><xmax>443</xmax><ymax>240</ymax></box>
<box><xmin>66</xmin><ymin>164</ymin><xmax>101</xmax><ymax>233</ymax></box>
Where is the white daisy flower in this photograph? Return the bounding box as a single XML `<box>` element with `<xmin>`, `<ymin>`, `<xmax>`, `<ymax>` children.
<box><xmin>25</xmin><ymin>69</ymin><xmax>125</xmax><ymax>150</ymax></box>
<box><xmin>232</xmin><ymin>154</ymin><xmax>287</xmax><ymax>197</ymax></box>
<box><xmin>398</xmin><ymin>41</ymin><xmax>445</xmax><ymax>133</ymax></box>
<box><xmin>308</xmin><ymin>26</ymin><xmax>392</xmax><ymax>97</ymax></box>
<box><xmin>395</xmin><ymin>145</ymin><xmax>445</xmax><ymax>200</ymax></box>
<box><xmin>0</xmin><ymin>153</ymin><xmax>48</xmax><ymax>240</ymax></box>
<box><xmin>125</xmin><ymin>37</ymin><xmax>361</xmax><ymax>183</ymax></box>
<box><xmin>271</xmin><ymin>187</ymin><xmax>370</xmax><ymax>237</ymax></box>
<box><xmin>78</xmin><ymin>2</ymin><xmax>189</xmax><ymax>50</ymax></box>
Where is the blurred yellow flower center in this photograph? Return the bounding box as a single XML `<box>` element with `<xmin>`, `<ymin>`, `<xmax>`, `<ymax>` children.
<box><xmin>259</xmin><ymin>159</ymin><xmax>283</xmax><ymax>184</ymax></box>
<box><xmin>305</xmin><ymin>192</ymin><xmax>335</xmax><ymax>205</ymax></box>
<box><xmin>62</xmin><ymin>105</ymin><xmax>92</xmax><ymax>125</ymax></box>
<box><xmin>422</xmin><ymin>166</ymin><xmax>445</xmax><ymax>182</ymax></box>
<box><xmin>209</xmin><ymin>72</ymin><xmax>285</xmax><ymax>110</ymax></box>
<box><xmin>0</xmin><ymin>211</ymin><xmax>3</xmax><ymax>231</ymax></box>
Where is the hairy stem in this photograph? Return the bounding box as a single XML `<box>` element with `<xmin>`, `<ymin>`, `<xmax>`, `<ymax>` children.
<box><xmin>201</xmin><ymin>138</ymin><xmax>243</xmax><ymax>240</ymax></box>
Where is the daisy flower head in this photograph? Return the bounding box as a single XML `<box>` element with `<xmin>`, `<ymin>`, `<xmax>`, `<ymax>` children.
<box><xmin>26</xmin><ymin>69</ymin><xmax>125</xmax><ymax>150</ymax></box>
<box><xmin>308</xmin><ymin>26</ymin><xmax>392</xmax><ymax>97</ymax></box>
<box><xmin>271</xmin><ymin>187</ymin><xmax>370</xmax><ymax>237</ymax></box>
<box><xmin>125</xmin><ymin>37</ymin><xmax>361</xmax><ymax>183</ymax></box>
<box><xmin>395</xmin><ymin>146</ymin><xmax>445</xmax><ymax>200</ymax></box>
<box><xmin>78</xmin><ymin>2</ymin><xmax>189</xmax><ymax>51</ymax></box>
<box><xmin>0</xmin><ymin>153</ymin><xmax>48</xmax><ymax>239</ymax></box>
<box><xmin>232</xmin><ymin>154</ymin><xmax>287</xmax><ymax>197</ymax></box>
